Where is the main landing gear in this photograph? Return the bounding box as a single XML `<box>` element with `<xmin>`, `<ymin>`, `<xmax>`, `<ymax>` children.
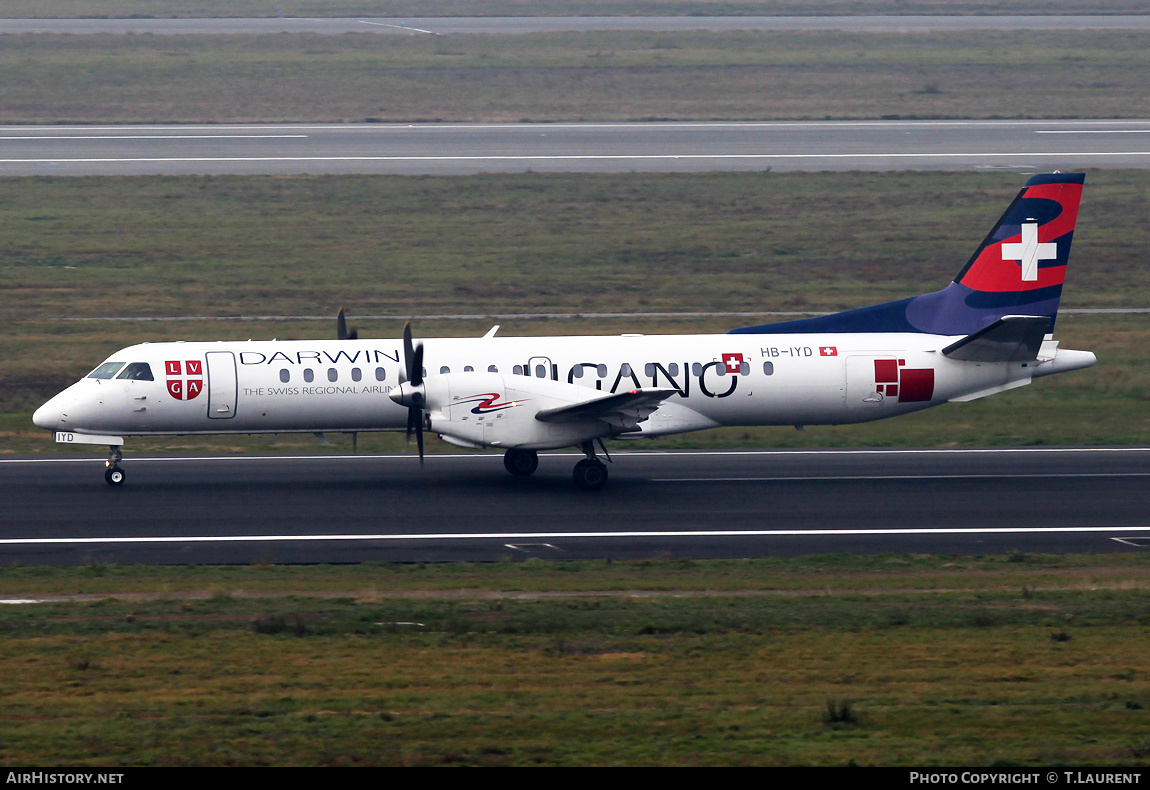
<box><xmin>104</xmin><ymin>445</ymin><xmax>125</xmax><ymax>487</ymax></box>
<box><xmin>573</xmin><ymin>440</ymin><xmax>609</xmax><ymax>491</ymax></box>
<box><xmin>502</xmin><ymin>442</ymin><xmax>610</xmax><ymax>490</ymax></box>
<box><xmin>503</xmin><ymin>448</ymin><xmax>539</xmax><ymax>477</ymax></box>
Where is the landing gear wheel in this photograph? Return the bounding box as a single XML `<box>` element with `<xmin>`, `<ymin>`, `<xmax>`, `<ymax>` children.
<box><xmin>573</xmin><ymin>458</ymin><xmax>608</xmax><ymax>491</ymax></box>
<box><xmin>104</xmin><ymin>466</ymin><xmax>125</xmax><ymax>487</ymax></box>
<box><xmin>504</xmin><ymin>448</ymin><xmax>539</xmax><ymax>477</ymax></box>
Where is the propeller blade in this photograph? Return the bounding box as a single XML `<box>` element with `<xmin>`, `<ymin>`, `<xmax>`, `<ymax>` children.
<box><xmin>415</xmin><ymin>414</ymin><xmax>424</xmax><ymax>466</ymax></box>
<box><xmin>401</xmin><ymin>320</ymin><xmax>425</xmax><ymax>466</ymax></box>
<box><xmin>337</xmin><ymin>307</ymin><xmax>359</xmax><ymax>341</ymax></box>
<box><xmin>411</xmin><ymin>342</ymin><xmax>424</xmax><ymax>387</ymax></box>
<box><xmin>402</xmin><ymin>321</ymin><xmax>415</xmax><ymax>383</ymax></box>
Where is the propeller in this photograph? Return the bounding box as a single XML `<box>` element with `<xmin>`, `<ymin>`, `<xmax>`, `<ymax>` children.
<box><xmin>336</xmin><ymin>307</ymin><xmax>358</xmax><ymax>340</ymax></box>
<box><xmin>396</xmin><ymin>321</ymin><xmax>425</xmax><ymax>465</ymax></box>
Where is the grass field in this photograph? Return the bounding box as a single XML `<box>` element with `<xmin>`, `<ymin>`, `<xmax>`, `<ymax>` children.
<box><xmin>2</xmin><ymin>28</ymin><xmax>1148</xmax><ymax>123</ymax></box>
<box><xmin>3</xmin><ymin>170</ymin><xmax>1146</xmax><ymax>454</ymax></box>
<box><xmin>0</xmin><ymin>554</ymin><xmax>1146</xmax><ymax>766</ymax></box>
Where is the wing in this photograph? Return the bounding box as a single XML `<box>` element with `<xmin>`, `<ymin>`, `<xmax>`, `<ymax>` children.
<box><xmin>535</xmin><ymin>388</ymin><xmax>679</xmax><ymax>432</ymax></box>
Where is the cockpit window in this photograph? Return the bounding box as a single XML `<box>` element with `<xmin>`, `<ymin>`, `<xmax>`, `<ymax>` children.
<box><xmin>116</xmin><ymin>362</ymin><xmax>154</xmax><ymax>381</ymax></box>
<box><xmin>87</xmin><ymin>362</ymin><xmax>125</xmax><ymax>379</ymax></box>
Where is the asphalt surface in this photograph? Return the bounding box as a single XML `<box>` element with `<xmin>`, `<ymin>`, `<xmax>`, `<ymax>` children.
<box><xmin>5</xmin><ymin>120</ymin><xmax>1150</xmax><ymax>176</ymax></box>
<box><xmin>3</xmin><ymin>448</ymin><xmax>1148</xmax><ymax>565</ymax></box>
<box><xmin>2</xmin><ymin>16</ymin><xmax>1148</xmax><ymax>35</ymax></box>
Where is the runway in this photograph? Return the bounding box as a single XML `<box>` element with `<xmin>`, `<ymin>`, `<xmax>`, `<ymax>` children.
<box><xmin>2</xmin><ymin>16</ymin><xmax>1148</xmax><ymax>35</ymax></box>
<box><xmin>4</xmin><ymin>120</ymin><xmax>1150</xmax><ymax>176</ymax></box>
<box><xmin>2</xmin><ymin>448</ymin><xmax>1148</xmax><ymax>565</ymax></box>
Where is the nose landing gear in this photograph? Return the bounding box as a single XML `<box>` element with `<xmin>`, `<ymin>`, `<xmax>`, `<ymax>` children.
<box><xmin>104</xmin><ymin>445</ymin><xmax>125</xmax><ymax>486</ymax></box>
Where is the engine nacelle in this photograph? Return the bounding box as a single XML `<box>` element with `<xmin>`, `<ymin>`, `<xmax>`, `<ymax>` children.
<box><xmin>419</xmin><ymin>372</ymin><xmax>614</xmax><ymax>450</ymax></box>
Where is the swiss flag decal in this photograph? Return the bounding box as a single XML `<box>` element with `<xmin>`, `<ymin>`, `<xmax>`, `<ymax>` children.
<box><xmin>819</xmin><ymin>346</ymin><xmax>838</xmax><ymax>356</ymax></box>
<box><xmin>721</xmin><ymin>353</ymin><xmax>745</xmax><ymax>373</ymax></box>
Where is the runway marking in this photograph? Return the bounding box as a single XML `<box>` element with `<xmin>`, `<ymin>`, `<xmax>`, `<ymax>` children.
<box><xmin>356</xmin><ymin>20</ymin><xmax>437</xmax><ymax>35</ymax></box>
<box><xmin>653</xmin><ymin>473</ymin><xmax>1150</xmax><ymax>482</ymax></box>
<box><xmin>0</xmin><ymin>135</ymin><xmax>309</xmax><ymax>140</ymax></box>
<box><xmin>4</xmin><ymin>152</ymin><xmax>1150</xmax><ymax>165</ymax></box>
<box><xmin>9</xmin><ymin>121</ymin><xmax>1150</xmax><ymax>133</ymax></box>
<box><xmin>3</xmin><ymin>447</ymin><xmax>1150</xmax><ymax>464</ymax></box>
<box><xmin>1</xmin><ymin>526</ymin><xmax>1148</xmax><ymax>546</ymax></box>
<box><xmin>1036</xmin><ymin>130</ymin><xmax>1150</xmax><ymax>134</ymax></box>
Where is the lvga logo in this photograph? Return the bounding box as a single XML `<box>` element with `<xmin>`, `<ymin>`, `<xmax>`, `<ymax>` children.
<box><xmin>165</xmin><ymin>360</ymin><xmax>204</xmax><ymax>400</ymax></box>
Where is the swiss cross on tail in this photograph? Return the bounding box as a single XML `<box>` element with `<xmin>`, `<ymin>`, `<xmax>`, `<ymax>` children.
<box><xmin>1001</xmin><ymin>222</ymin><xmax>1058</xmax><ymax>282</ymax></box>
<box><xmin>165</xmin><ymin>360</ymin><xmax>203</xmax><ymax>400</ymax></box>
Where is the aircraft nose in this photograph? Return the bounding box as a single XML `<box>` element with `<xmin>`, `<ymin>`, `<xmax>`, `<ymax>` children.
<box><xmin>33</xmin><ymin>394</ymin><xmax>67</xmax><ymax>431</ymax></box>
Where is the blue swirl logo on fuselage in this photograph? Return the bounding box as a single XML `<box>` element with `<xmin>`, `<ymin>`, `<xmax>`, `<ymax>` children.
<box><xmin>456</xmin><ymin>392</ymin><xmax>522</xmax><ymax>415</ymax></box>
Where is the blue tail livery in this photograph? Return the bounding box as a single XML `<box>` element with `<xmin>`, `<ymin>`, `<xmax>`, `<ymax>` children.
<box><xmin>729</xmin><ymin>172</ymin><xmax>1084</xmax><ymax>337</ymax></box>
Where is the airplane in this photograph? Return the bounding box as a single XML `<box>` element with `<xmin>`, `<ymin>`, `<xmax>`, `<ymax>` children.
<box><xmin>33</xmin><ymin>172</ymin><xmax>1095</xmax><ymax>490</ymax></box>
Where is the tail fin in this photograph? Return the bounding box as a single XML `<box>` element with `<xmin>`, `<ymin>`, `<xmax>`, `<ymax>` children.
<box><xmin>730</xmin><ymin>173</ymin><xmax>1084</xmax><ymax>337</ymax></box>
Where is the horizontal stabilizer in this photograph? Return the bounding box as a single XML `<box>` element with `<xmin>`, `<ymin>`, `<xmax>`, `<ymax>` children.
<box><xmin>942</xmin><ymin>316</ymin><xmax>1050</xmax><ymax>362</ymax></box>
<box><xmin>535</xmin><ymin>388</ymin><xmax>677</xmax><ymax>427</ymax></box>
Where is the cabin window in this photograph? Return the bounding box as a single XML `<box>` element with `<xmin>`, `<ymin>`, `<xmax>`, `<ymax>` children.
<box><xmin>327</xmin><ymin>368</ymin><xmax>338</xmax><ymax>382</ymax></box>
<box><xmin>644</xmin><ymin>363</ymin><xmax>655</xmax><ymax>377</ymax></box>
<box><xmin>464</xmin><ymin>366</ymin><xmax>474</xmax><ymax>372</ymax></box>
<box><xmin>116</xmin><ymin>362</ymin><xmax>154</xmax><ymax>381</ymax></box>
<box><xmin>440</xmin><ymin>366</ymin><xmax>450</xmax><ymax>374</ymax></box>
<box><xmin>597</xmin><ymin>364</ymin><xmax>607</xmax><ymax>377</ymax></box>
<box><xmin>304</xmin><ymin>369</ymin><xmax>314</xmax><ymax>383</ymax></box>
<box><xmin>572</xmin><ymin>366</ymin><xmax>583</xmax><ymax>379</ymax></box>
<box><xmin>620</xmin><ymin>363</ymin><xmax>632</xmax><ymax>376</ymax></box>
<box><xmin>763</xmin><ymin>361</ymin><xmax>774</xmax><ymax>375</ymax></box>
<box><xmin>692</xmin><ymin>362</ymin><xmax>702</xmax><ymax>376</ymax></box>
<box><xmin>668</xmin><ymin>363</ymin><xmax>679</xmax><ymax>376</ymax></box>
<box><xmin>279</xmin><ymin>369</ymin><xmax>290</xmax><ymax>383</ymax></box>
<box><xmin>375</xmin><ymin>367</ymin><xmax>386</xmax><ymax>381</ymax></box>
<box><xmin>739</xmin><ymin>362</ymin><xmax>750</xmax><ymax>375</ymax></box>
<box><xmin>513</xmin><ymin>365</ymin><xmax>523</xmax><ymax>375</ymax></box>
<box><xmin>535</xmin><ymin>364</ymin><xmax>546</xmax><ymax>378</ymax></box>
<box><xmin>351</xmin><ymin>368</ymin><xmax>362</xmax><ymax>382</ymax></box>
<box><xmin>488</xmin><ymin>365</ymin><xmax>498</xmax><ymax>373</ymax></box>
<box><xmin>87</xmin><ymin>362</ymin><xmax>125</xmax><ymax>379</ymax></box>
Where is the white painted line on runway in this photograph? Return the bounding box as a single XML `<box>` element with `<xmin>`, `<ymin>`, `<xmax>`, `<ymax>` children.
<box><xmin>1036</xmin><ymin>130</ymin><xmax>1150</xmax><ymax>134</ymax></box>
<box><xmin>653</xmin><ymin>473</ymin><xmax>1150</xmax><ymax>482</ymax></box>
<box><xmin>0</xmin><ymin>135</ymin><xmax>309</xmax><ymax>140</ymax></box>
<box><xmin>3</xmin><ymin>447</ymin><xmax>1149</xmax><ymax>464</ymax></box>
<box><xmin>5</xmin><ymin>152</ymin><xmax>1150</xmax><ymax>165</ymax></box>
<box><xmin>10</xmin><ymin>121</ymin><xmax>1150</xmax><ymax>133</ymax></box>
<box><xmin>356</xmin><ymin>20</ymin><xmax>436</xmax><ymax>34</ymax></box>
<box><xmin>1</xmin><ymin>525</ymin><xmax>1148</xmax><ymax>546</ymax></box>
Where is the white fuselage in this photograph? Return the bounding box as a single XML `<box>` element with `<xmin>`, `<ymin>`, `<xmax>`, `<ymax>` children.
<box><xmin>33</xmin><ymin>332</ymin><xmax>1095</xmax><ymax>447</ymax></box>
